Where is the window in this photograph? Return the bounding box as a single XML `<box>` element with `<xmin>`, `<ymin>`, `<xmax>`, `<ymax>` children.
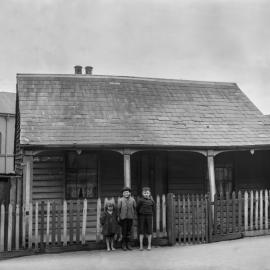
<box><xmin>66</xmin><ymin>152</ymin><xmax>98</xmax><ymax>199</ymax></box>
<box><xmin>215</xmin><ymin>164</ymin><xmax>233</xmax><ymax>194</ymax></box>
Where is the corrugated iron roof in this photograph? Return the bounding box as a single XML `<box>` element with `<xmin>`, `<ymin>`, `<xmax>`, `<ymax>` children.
<box><xmin>17</xmin><ymin>74</ymin><xmax>270</xmax><ymax>148</ymax></box>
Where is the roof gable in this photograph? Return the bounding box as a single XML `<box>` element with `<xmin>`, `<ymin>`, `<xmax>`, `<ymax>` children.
<box><xmin>17</xmin><ymin>74</ymin><xmax>270</xmax><ymax>148</ymax></box>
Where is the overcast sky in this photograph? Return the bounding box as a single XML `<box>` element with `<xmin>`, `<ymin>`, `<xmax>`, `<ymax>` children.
<box><xmin>0</xmin><ymin>0</ymin><xmax>270</xmax><ymax>114</ymax></box>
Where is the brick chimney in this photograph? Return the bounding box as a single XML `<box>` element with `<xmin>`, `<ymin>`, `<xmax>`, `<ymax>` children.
<box><xmin>74</xmin><ymin>65</ymin><xmax>82</xmax><ymax>74</ymax></box>
<box><xmin>85</xmin><ymin>66</ymin><xmax>93</xmax><ymax>75</ymax></box>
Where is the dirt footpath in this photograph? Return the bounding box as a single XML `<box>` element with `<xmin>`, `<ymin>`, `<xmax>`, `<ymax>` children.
<box><xmin>1</xmin><ymin>236</ymin><xmax>270</xmax><ymax>270</ymax></box>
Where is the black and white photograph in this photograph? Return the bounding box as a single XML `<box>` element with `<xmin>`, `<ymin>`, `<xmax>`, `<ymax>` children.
<box><xmin>0</xmin><ymin>0</ymin><xmax>270</xmax><ymax>269</ymax></box>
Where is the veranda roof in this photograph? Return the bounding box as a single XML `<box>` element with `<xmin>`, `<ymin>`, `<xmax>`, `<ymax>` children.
<box><xmin>17</xmin><ymin>74</ymin><xmax>270</xmax><ymax>149</ymax></box>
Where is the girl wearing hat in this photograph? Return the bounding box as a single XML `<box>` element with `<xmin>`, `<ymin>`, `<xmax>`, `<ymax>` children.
<box><xmin>136</xmin><ymin>187</ymin><xmax>155</xmax><ymax>251</ymax></box>
<box><xmin>100</xmin><ymin>198</ymin><xmax>119</xmax><ymax>251</ymax></box>
<box><xmin>118</xmin><ymin>186</ymin><xmax>136</xmax><ymax>251</ymax></box>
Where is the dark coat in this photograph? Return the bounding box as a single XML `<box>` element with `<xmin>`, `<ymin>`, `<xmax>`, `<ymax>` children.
<box><xmin>100</xmin><ymin>210</ymin><xmax>119</xmax><ymax>236</ymax></box>
<box><xmin>136</xmin><ymin>196</ymin><xmax>155</xmax><ymax>215</ymax></box>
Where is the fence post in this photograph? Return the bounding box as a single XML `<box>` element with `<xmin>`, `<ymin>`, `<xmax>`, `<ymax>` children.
<box><xmin>244</xmin><ymin>191</ymin><xmax>248</xmax><ymax>231</ymax></box>
<box><xmin>28</xmin><ymin>203</ymin><xmax>33</xmax><ymax>249</ymax></box>
<box><xmin>167</xmin><ymin>193</ymin><xmax>176</xmax><ymax>246</ymax></box>
<box><xmin>208</xmin><ymin>194</ymin><xmax>213</xmax><ymax>243</ymax></box>
<box><xmin>82</xmin><ymin>199</ymin><xmax>87</xmax><ymax>245</ymax></box>
<box><xmin>22</xmin><ymin>205</ymin><xmax>26</xmax><ymax>248</ymax></box>
<box><xmin>96</xmin><ymin>198</ymin><xmax>101</xmax><ymax>242</ymax></box>
<box><xmin>7</xmin><ymin>204</ymin><xmax>13</xmax><ymax>251</ymax></box>
<box><xmin>15</xmin><ymin>204</ymin><xmax>20</xmax><ymax>250</ymax></box>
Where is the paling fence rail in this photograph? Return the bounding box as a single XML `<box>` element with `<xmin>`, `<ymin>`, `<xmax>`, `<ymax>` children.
<box><xmin>0</xmin><ymin>194</ymin><xmax>167</xmax><ymax>253</ymax></box>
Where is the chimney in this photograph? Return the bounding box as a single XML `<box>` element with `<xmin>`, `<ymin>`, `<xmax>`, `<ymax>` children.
<box><xmin>74</xmin><ymin>65</ymin><xmax>82</xmax><ymax>74</ymax></box>
<box><xmin>85</xmin><ymin>66</ymin><xmax>93</xmax><ymax>75</ymax></box>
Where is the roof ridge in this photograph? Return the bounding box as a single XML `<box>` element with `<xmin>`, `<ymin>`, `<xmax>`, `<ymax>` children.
<box><xmin>16</xmin><ymin>73</ymin><xmax>236</xmax><ymax>86</ymax></box>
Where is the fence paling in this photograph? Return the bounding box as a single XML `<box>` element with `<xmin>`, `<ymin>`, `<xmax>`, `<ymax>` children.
<box><xmin>63</xmin><ymin>200</ymin><xmax>67</xmax><ymax>246</ymax></box>
<box><xmin>35</xmin><ymin>202</ymin><xmax>39</xmax><ymax>249</ymax></box>
<box><xmin>259</xmin><ymin>190</ymin><xmax>263</xmax><ymax>231</ymax></box>
<box><xmin>156</xmin><ymin>195</ymin><xmax>160</xmax><ymax>238</ymax></box>
<box><xmin>28</xmin><ymin>203</ymin><xmax>33</xmax><ymax>249</ymax></box>
<box><xmin>250</xmin><ymin>191</ymin><xmax>253</xmax><ymax>230</ymax></box>
<box><xmin>265</xmin><ymin>190</ymin><xmax>268</xmax><ymax>230</ymax></box>
<box><xmin>82</xmin><ymin>199</ymin><xmax>87</xmax><ymax>245</ymax></box>
<box><xmin>162</xmin><ymin>194</ymin><xmax>167</xmax><ymax>237</ymax></box>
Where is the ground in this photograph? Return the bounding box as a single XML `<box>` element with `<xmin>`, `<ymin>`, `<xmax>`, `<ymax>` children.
<box><xmin>1</xmin><ymin>236</ymin><xmax>270</xmax><ymax>270</ymax></box>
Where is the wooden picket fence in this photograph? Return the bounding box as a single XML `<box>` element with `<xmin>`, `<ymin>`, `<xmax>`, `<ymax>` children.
<box><xmin>0</xmin><ymin>194</ymin><xmax>167</xmax><ymax>253</ymax></box>
<box><xmin>243</xmin><ymin>190</ymin><xmax>269</xmax><ymax>236</ymax></box>
<box><xmin>167</xmin><ymin>189</ymin><xmax>270</xmax><ymax>245</ymax></box>
<box><xmin>1</xmin><ymin>189</ymin><xmax>270</xmax><ymax>255</ymax></box>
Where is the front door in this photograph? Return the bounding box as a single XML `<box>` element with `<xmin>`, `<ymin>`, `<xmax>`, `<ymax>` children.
<box><xmin>132</xmin><ymin>152</ymin><xmax>168</xmax><ymax>198</ymax></box>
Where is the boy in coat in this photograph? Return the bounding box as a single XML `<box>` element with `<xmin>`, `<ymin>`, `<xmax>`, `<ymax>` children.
<box><xmin>118</xmin><ymin>186</ymin><xmax>136</xmax><ymax>250</ymax></box>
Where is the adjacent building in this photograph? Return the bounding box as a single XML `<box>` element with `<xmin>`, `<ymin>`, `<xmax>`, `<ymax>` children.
<box><xmin>0</xmin><ymin>92</ymin><xmax>16</xmax><ymax>204</ymax></box>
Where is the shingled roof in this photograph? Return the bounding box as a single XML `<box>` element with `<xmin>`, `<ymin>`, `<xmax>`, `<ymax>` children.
<box><xmin>0</xmin><ymin>92</ymin><xmax>16</xmax><ymax>114</ymax></box>
<box><xmin>17</xmin><ymin>74</ymin><xmax>270</xmax><ymax>149</ymax></box>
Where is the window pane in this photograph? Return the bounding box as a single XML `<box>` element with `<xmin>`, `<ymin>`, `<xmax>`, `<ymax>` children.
<box><xmin>66</xmin><ymin>152</ymin><xmax>98</xmax><ymax>199</ymax></box>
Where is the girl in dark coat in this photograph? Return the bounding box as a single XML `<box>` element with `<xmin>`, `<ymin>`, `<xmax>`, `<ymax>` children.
<box><xmin>100</xmin><ymin>199</ymin><xmax>119</xmax><ymax>251</ymax></box>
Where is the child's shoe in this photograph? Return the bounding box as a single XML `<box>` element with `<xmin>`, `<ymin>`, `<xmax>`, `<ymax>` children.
<box><xmin>121</xmin><ymin>241</ymin><xmax>127</xmax><ymax>251</ymax></box>
<box><xmin>126</xmin><ymin>242</ymin><xmax>133</xmax><ymax>250</ymax></box>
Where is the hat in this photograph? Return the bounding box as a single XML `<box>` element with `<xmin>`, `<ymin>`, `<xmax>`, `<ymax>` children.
<box><xmin>122</xmin><ymin>186</ymin><xmax>131</xmax><ymax>192</ymax></box>
<box><xmin>142</xmin><ymin>187</ymin><xmax>151</xmax><ymax>192</ymax></box>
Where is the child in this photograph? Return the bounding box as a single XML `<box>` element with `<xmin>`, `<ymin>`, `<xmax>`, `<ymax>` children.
<box><xmin>100</xmin><ymin>198</ymin><xmax>119</xmax><ymax>251</ymax></box>
<box><xmin>136</xmin><ymin>187</ymin><xmax>155</xmax><ymax>251</ymax></box>
<box><xmin>118</xmin><ymin>186</ymin><xmax>136</xmax><ymax>251</ymax></box>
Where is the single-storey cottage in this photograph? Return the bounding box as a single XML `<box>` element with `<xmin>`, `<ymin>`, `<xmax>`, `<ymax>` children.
<box><xmin>14</xmin><ymin>66</ymin><xmax>270</xmax><ymax>211</ymax></box>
